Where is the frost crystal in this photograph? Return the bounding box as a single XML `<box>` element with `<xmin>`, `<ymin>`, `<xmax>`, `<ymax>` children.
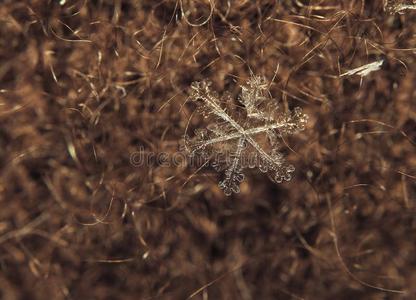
<box><xmin>340</xmin><ymin>59</ymin><xmax>384</xmax><ymax>77</ymax></box>
<box><xmin>184</xmin><ymin>75</ymin><xmax>308</xmax><ymax>196</ymax></box>
<box><xmin>384</xmin><ymin>0</ymin><xmax>416</xmax><ymax>14</ymax></box>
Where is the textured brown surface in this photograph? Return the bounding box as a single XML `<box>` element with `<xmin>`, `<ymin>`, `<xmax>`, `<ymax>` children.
<box><xmin>0</xmin><ymin>0</ymin><xmax>415</xmax><ymax>299</ymax></box>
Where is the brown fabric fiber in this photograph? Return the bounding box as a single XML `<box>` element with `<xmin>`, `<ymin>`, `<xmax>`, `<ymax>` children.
<box><xmin>0</xmin><ymin>1</ymin><xmax>415</xmax><ymax>299</ymax></box>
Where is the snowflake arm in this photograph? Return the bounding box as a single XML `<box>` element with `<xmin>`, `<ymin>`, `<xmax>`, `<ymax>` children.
<box><xmin>219</xmin><ymin>137</ymin><xmax>246</xmax><ymax>196</ymax></box>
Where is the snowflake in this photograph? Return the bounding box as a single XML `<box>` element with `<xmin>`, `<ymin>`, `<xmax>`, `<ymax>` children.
<box><xmin>184</xmin><ymin>75</ymin><xmax>308</xmax><ymax>196</ymax></box>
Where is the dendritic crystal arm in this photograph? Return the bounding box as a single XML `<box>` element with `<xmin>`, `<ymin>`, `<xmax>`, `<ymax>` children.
<box><xmin>219</xmin><ymin>137</ymin><xmax>246</xmax><ymax>196</ymax></box>
<box><xmin>186</xmin><ymin>108</ymin><xmax>307</xmax><ymax>153</ymax></box>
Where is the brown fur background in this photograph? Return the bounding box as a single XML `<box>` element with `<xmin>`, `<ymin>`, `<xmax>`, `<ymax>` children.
<box><xmin>0</xmin><ymin>0</ymin><xmax>415</xmax><ymax>299</ymax></box>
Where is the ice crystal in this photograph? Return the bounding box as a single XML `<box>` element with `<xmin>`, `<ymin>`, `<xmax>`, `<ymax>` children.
<box><xmin>384</xmin><ymin>0</ymin><xmax>416</xmax><ymax>14</ymax></box>
<box><xmin>340</xmin><ymin>59</ymin><xmax>384</xmax><ymax>77</ymax></box>
<box><xmin>184</xmin><ymin>75</ymin><xmax>308</xmax><ymax>196</ymax></box>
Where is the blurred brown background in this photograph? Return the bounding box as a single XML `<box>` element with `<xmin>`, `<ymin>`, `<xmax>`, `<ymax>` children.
<box><xmin>0</xmin><ymin>0</ymin><xmax>415</xmax><ymax>299</ymax></box>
